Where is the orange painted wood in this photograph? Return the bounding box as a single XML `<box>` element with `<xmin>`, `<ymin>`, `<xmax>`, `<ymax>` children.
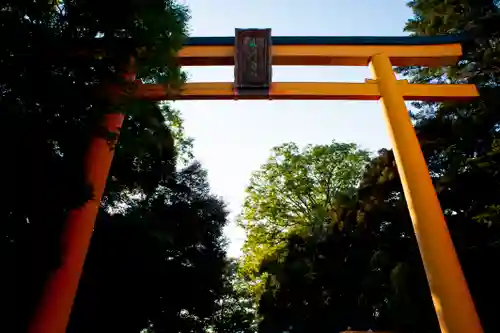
<box><xmin>136</xmin><ymin>81</ymin><xmax>478</xmax><ymax>102</ymax></box>
<box><xmin>178</xmin><ymin>44</ymin><xmax>463</xmax><ymax>67</ymax></box>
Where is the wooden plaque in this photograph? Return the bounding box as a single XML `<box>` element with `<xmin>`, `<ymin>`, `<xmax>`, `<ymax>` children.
<box><xmin>234</xmin><ymin>28</ymin><xmax>272</xmax><ymax>92</ymax></box>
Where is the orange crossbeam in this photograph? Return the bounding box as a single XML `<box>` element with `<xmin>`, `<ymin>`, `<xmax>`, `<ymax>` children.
<box><xmin>178</xmin><ymin>44</ymin><xmax>462</xmax><ymax>67</ymax></box>
<box><xmin>136</xmin><ymin>81</ymin><xmax>478</xmax><ymax>102</ymax></box>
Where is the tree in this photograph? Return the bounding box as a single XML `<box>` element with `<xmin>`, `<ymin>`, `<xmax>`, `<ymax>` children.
<box><xmin>210</xmin><ymin>259</ymin><xmax>257</xmax><ymax>333</ymax></box>
<box><xmin>257</xmin><ymin>148</ymin><xmax>437</xmax><ymax>333</ymax></box>
<box><xmin>68</xmin><ymin>162</ymin><xmax>229</xmax><ymax>333</ymax></box>
<box><xmin>400</xmin><ymin>1</ymin><xmax>500</xmax><ymax>331</ymax></box>
<box><xmin>0</xmin><ymin>1</ymin><xmax>233</xmax><ymax>332</ymax></box>
<box><xmin>238</xmin><ymin>141</ymin><xmax>370</xmax><ymax>297</ymax></box>
<box><xmin>256</xmin><ymin>1</ymin><xmax>500</xmax><ymax>332</ymax></box>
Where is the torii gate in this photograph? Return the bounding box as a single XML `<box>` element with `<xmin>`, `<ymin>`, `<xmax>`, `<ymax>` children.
<box><xmin>29</xmin><ymin>30</ymin><xmax>483</xmax><ymax>333</ymax></box>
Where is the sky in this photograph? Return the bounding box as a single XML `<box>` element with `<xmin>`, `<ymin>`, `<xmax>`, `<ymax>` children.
<box><xmin>174</xmin><ymin>0</ymin><xmax>414</xmax><ymax>257</ymax></box>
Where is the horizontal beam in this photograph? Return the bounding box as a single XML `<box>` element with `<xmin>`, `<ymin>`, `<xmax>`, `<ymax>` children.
<box><xmin>136</xmin><ymin>81</ymin><xmax>479</xmax><ymax>102</ymax></box>
<box><xmin>184</xmin><ymin>35</ymin><xmax>468</xmax><ymax>46</ymax></box>
<box><xmin>178</xmin><ymin>43</ymin><xmax>462</xmax><ymax>67</ymax></box>
<box><xmin>36</xmin><ymin>35</ymin><xmax>466</xmax><ymax>67</ymax></box>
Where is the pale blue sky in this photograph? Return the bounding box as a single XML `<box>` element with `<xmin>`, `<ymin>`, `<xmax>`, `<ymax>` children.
<box><xmin>174</xmin><ymin>0</ymin><xmax>413</xmax><ymax>257</ymax></box>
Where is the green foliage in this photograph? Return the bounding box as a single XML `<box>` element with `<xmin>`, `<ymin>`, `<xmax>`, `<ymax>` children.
<box><xmin>238</xmin><ymin>141</ymin><xmax>370</xmax><ymax>298</ymax></box>
<box><xmin>250</xmin><ymin>2</ymin><xmax>500</xmax><ymax>332</ymax></box>
<box><xmin>209</xmin><ymin>259</ymin><xmax>258</xmax><ymax>333</ymax></box>
<box><xmin>257</xmin><ymin>149</ymin><xmax>439</xmax><ymax>333</ymax></box>
<box><xmin>399</xmin><ymin>0</ymin><xmax>500</xmax><ymax>85</ymax></box>
<box><xmin>399</xmin><ymin>1</ymin><xmax>500</xmax><ymax>331</ymax></box>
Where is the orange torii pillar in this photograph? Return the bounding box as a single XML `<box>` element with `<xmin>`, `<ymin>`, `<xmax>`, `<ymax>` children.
<box><xmin>370</xmin><ymin>53</ymin><xmax>483</xmax><ymax>333</ymax></box>
<box><xmin>27</xmin><ymin>59</ymin><xmax>137</xmax><ymax>333</ymax></box>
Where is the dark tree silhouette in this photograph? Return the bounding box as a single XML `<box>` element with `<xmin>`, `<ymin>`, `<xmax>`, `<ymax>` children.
<box><xmin>0</xmin><ymin>1</ymin><xmax>239</xmax><ymax>332</ymax></box>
